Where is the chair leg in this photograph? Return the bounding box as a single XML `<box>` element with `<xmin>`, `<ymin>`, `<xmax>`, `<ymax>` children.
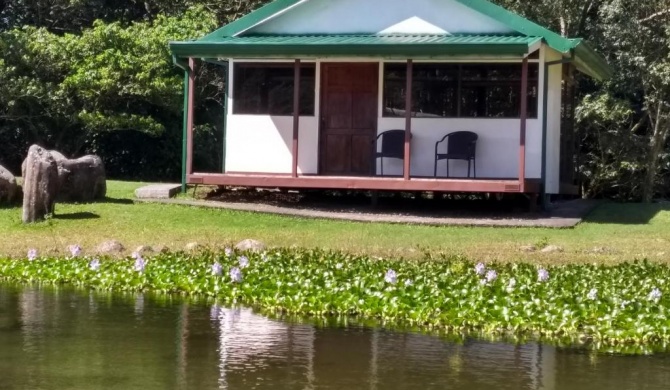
<box><xmin>473</xmin><ymin>158</ymin><xmax>476</xmax><ymax>178</ymax></box>
<box><xmin>434</xmin><ymin>158</ymin><xmax>437</xmax><ymax>177</ymax></box>
<box><xmin>446</xmin><ymin>159</ymin><xmax>450</xmax><ymax>178</ymax></box>
<box><xmin>467</xmin><ymin>160</ymin><xmax>471</xmax><ymax>178</ymax></box>
<box><xmin>381</xmin><ymin>158</ymin><xmax>384</xmax><ymax>176</ymax></box>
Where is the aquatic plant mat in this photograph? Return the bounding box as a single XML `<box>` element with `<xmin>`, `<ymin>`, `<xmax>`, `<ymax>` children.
<box><xmin>2</xmin><ymin>248</ymin><xmax>670</xmax><ymax>354</ymax></box>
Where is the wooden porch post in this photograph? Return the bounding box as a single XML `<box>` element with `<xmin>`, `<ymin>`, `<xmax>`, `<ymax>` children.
<box><xmin>292</xmin><ymin>59</ymin><xmax>301</xmax><ymax>178</ymax></box>
<box><xmin>519</xmin><ymin>57</ymin><xmax>529</xmax><ymax>192</ymax></box>
<box><xmin>404</xmin><ymin>59</ymin><xmax>413</xmax><ymax>181</ymax></box>
<box><xmin>186</xmin><ymin>57</ymin><xmax>196</xmax><ymax>178</ymax></box>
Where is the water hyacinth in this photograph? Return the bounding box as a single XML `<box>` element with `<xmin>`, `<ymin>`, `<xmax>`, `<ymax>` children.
<box><xmin>211</xmin><ymin>262</ymin><xmax>223</xmax><ymax>276</ymax></box>
<box><xmin>384</xmin><ymin>269</ymin><xmax>398</xmax><ymax>284</ymax></box>
<box><xmin>27</xmin><ymin>249</ymin><xmax>38</xmax><ymax>261</ymax></box>
<box><xmin>238</xmin><ymin>256</ymin><xmax>250</xmax><ymax>269</ymax></box>
<box><xmin>6</xmin><ymin>249</ymin><xmax>670</xmax><ymax>351</ymax></box>
<box><xmin>69</xmin><ymin>245</ymin><xmax>82</xmax><ymax>258</ymax></box>
<box><xmin>224</xmin><ymin>247</ymin><xmax>233</xmax><ymax>257</ymax></box>
<box><xmin>475</xmin><ymin>262</ymin><xmax>486</xmax><ymax>276</ymax></box>
<box><xmin>587</xmin><ymin>288</ymin><xmax>598</xmax><ymax>301</ymax></box>
<box><xmin>538</xmin><ymin>268</ymin><xmax>550</xmax><ymax>282</ymax></box>
<box><xmin>229</xmin><ymin>267</ymin><xmax>243</xmax><ymax>283</ymax></box>
<box><xmin>133</xmin><ymin>256</ymin><xmax>147</xmax><ymax>273</ymax></box>
<box><xmin>89</xmin><ymin>258</ymin><xmax>101</xmax><ymax>271</ymax></box>
<box><xmin>506</xmin><ymin>278</ymin><xmax>516</xmax><ymax>292</ymax></box>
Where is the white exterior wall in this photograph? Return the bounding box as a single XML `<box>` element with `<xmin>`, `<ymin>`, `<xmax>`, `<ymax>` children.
<box><xmin>225</xmin><ymin>56</ymin><xmax>550</xmax><ymax>181</ymax></box>
<box><xmin>249</xmin><ymin>0</ymin><xmax>515</xmax><ymax>35</ymax></box>
<box><xmin>224</xmin><ymin>59</ymin><xmax>320</xmax><ymax>174</ymax></box>
<box><xmin>544</xmin><ymin>47</ymin><xmax>563</xmax><ymax>194</ymax></box>
<box><xmin>376</xmin><ymin>118</ymin><xmax>542</xmax><ymax>178</ymax></box>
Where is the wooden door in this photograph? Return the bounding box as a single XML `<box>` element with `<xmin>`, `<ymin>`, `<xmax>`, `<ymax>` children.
<box><xmin>320</xmin><ymin>63</ymin><xmax>378</xmax><ymax>176</ymax></box>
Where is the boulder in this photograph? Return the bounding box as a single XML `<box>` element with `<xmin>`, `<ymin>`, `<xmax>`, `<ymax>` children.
<box><xmin>97</xmin><ymin>240</ymin><xmax>125</xmax><ymax>254</ymax></box>
<box><xmin>23</xmin><ymin>150</ymin><xmax>107</xmax><ymax>202</ymax></box>
<box><xmin>22</xmin><ymin>145</ymin><xmax>59</xmax><ymax>223</ymax></box>
<box><xmin>55</xmin><ymin>154</ymin><xmax>106</xmax><ymax>202</ymax></box>
<box><xmin>519</xmin><ymin>245</ymin><xmax>537</xmax><ymax>253</ymax></box>
<box><xmin>235</xmin><ymin>239</ymin><xmax>266</xmax><ymax>252</ymax></box>
<box><xmin>0</xmin><ymin>165</ymin><xmax>18</xmax><ymax>204</ymax></box>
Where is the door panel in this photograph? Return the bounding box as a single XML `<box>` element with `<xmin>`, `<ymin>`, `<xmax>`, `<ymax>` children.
<box><xmin>324</xmin><ymin>135</ymin><xmax>350</xmax><ymax>174</ymax></box>
<box><xmin>320</xmin><ymin>63</ymin><xmax>378</xmax><ymax>176</ymax></box>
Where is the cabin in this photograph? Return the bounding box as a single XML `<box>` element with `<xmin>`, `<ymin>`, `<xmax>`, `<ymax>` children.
<box><xmin>169</xmin><ymin>0</ymin><xmax>611</xmax><ymax>203</ymax></box>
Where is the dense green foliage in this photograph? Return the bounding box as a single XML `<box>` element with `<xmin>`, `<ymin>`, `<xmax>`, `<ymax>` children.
<box><xmin>3</xmin><ymin>248</ymin><xmax>670</xmax><ymax>351</ymax></box>
<box><xmin>0</xmin><ymin>0</ymin><xmax>669</xmax><ymax>199</ymax></box>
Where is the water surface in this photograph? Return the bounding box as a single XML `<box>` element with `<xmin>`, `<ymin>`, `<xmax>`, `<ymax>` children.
<box><xmin>1</xmin><ymin>284</ymin><xmax>670</xmax><ymax>389</ymax></box>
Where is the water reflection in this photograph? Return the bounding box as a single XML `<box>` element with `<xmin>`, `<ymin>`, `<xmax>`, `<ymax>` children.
<box><xmin>2</xmin><ymin>285</ymin><xmax>670</xmax><ymax>390</ymax></box>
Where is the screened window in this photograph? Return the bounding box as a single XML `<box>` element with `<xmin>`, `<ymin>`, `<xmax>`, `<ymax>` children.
<box><xmin>233</xmin><ymin>63</ymin><xmax>316</xmax><ymax>116</ymax></box>
<box><xmin>383</xmin><ymin>63</ymin><xmax>538</xmax><ymax>118</ymax></box>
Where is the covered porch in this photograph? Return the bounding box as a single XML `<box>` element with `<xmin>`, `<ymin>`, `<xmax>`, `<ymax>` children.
<box><xmin>172</xmin><ymin>35</ymin><xmax>547</xmax><ymax>195</ymax></box>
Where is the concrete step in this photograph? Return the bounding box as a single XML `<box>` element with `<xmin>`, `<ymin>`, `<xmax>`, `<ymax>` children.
<box><xmin>135</xmin><ymin>184</ymin><xmax>181</xmax><ymax>199</ymax></box>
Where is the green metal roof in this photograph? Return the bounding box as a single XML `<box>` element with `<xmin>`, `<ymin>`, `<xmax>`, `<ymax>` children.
<box><xmin>169</xmin><ymin>34</ymin><xmax>541</xmax><ymax>58</ymax></box>
<box><xmin>170</xmin><ymin>0</ymin><xmax>612</xmax><ymax>80</ymax></box>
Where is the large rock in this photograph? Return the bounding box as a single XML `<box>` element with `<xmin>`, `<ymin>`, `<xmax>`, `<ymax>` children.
<box><xmin>0</xmin><ymin>165</ymin><xmax>18</xmax><ymax>204</ymax></box>
<box><xmin>22</xmin><ymin>150</ymin><xmax>106</xmax><ymax>202</ymax></box>
<box><xmin>22</xmin><ymin>145</ymin><xmax>59</xmax><ymax>223</ymax></box>
<box><xmin>55</xmin><ymin>154</ymin><xmax>106</xmax><ymax>202</ymax></box>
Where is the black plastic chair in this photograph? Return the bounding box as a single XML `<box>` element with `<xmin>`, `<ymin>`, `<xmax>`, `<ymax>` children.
<box><xmin>434</xmin><ymin>131</ymin><xmax>478</xmax><ymax>178</ymax></box>
<box><xmin>372</xmin><ymin>130</ymin><xmax>407</xmax><ymax>176</ymax></box>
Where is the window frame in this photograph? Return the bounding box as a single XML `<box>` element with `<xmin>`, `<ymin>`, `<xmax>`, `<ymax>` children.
<box><xmin>382</xmin><ymin>62</ymin><xmax>540</xmax><ymax>119</ymax></box>
<box><xmin>232</xmin><ymin>62</ymin><xmax>317</xmax><ymax>117</ymax></box>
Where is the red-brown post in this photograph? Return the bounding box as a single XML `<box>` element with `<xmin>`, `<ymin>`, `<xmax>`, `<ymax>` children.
<box><xmin>292</xmin><ymin>59</ymin><xmax>301</xmax><ymax>178</ymax></box>
<box><xmin>518</xmin><ymin>57</ymin><xmax>529</xmax><ymax>192</ymax></box>
<box><xmin>404</xmin><ymin>59</ymin><xmax>413</xmax><ymax>181</ymax></box>
<box><xmin>186</xmin><ymin>57</ymin><xmax>196</xmax><ymax>177</ymax></box>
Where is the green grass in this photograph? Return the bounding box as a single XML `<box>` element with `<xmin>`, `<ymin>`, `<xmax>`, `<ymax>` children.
<box><xmin>1</xmin><ymin>180</ymin><xmax>669</xmax><ymax>264</ymax></box>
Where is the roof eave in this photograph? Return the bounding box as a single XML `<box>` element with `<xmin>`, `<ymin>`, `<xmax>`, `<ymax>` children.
<box><xmin>169</xmin><ymin>42</ymin><xmax>533</xmax><ymax>58</ymax></box>
<box><xmin>572</xmin><ymin>41</ymin><xmax>613</xmax><ymax>81</ymax></box>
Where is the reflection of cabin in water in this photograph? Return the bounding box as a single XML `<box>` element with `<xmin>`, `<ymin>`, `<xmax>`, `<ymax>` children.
<box><xmin>169</xmin><ymin>0</ymin><xmax>610</xmax><ymax>201</ymax></box>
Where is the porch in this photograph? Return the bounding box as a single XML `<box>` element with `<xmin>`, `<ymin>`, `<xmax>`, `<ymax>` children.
<box><xmin>187</xmin><ymin>172</ymin><xmax>541</xmax><ymax>193</ymax></box>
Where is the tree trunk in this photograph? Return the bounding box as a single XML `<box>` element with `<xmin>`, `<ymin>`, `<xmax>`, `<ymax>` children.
<box><xmin>21</xmin><ymin>145</ymin><xmax>58</xmax><ymax>223</ymax></box>
<box><xmin>642</xmin><ymin>104</ymin><xmax>667</xmax><ymax>203</ymax></box>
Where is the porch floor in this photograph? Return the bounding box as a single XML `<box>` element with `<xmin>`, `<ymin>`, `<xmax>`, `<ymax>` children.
<box><xmin>188</xmin><ymin>173</ymin><xmax>541</xmax><ymax>193</ymax></box>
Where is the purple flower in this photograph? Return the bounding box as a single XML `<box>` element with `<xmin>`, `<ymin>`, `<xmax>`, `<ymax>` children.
<box><xmin>538</xmin><ymin>268</ymin><xmax>550</xmax><ymax>282</ymax></box>
<box><xmin>27</xmin><ymin>249</ymin><xmax>38</xmax><ymax>261</ymax></box>
<box><xmin>485</xmin><ymin>270</ymin><xmax>498</xmax><ymax>283</ymax></box>
<box><xmin>89</xmin><ymin>258</ymin><xmax>101</xmax><ymax>271</ymax></box>
<box><xmin>69</xmin><ymin>245</ymin><xmax>82</xmax><ymax>258</ymax></box>
<box><xmin>131</xmin><ymin>251</ymin><xmax>142</xmax><ymax>260</ymax></box>
<box><xmin>133</xmin><ymin>256</ymin><xmax>147</xmax><ymax>273</ymax></box>
<box><xmin>238</xmin><ymin>256</ymin><xmax>249</xmax><ymax>269</ymax></box>
<box><xmin>224</xmin><ymin>247</ymin><xmax>233</xmax><ymax>257</ymax></box>
<box><xmin>211</xmin><ymin>262</ymin><xmax>223</xmax><ymax>276</ymax></box>
<box><xmin>649</xmin><ymin>288</ymin><xmax>662</xmax><ymax>302</ymax></box>
<box><xmin>475</xmin><ymin>263</ymin><xmax>486</xmax><ymax>276</ymax></box>
<box><xmin>384</xmin><ymin>269</ymin><xmax>398</xmax><ymax>284</ymax></box>
<box><xmin>229</xmin><ymin>267</ymin><xmax>243</xmax><ymax>283</ymax></box>
<box><xmin>587</xmin><ymin>288</ymin><xmax>598</xmax><ymax>301</ymax></box>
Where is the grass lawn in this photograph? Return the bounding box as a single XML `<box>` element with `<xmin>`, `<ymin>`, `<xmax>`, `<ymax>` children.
<box><xmin>1</xmin><ymin>180</ymin><xmax>669</xmax><ymax>264</ymax></box>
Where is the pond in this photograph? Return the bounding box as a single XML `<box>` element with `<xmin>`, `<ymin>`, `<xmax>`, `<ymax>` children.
<box><xmin>1</xmin><ymin>284</ymin><xmax>670</xmax><ymax>390</ymax></box>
